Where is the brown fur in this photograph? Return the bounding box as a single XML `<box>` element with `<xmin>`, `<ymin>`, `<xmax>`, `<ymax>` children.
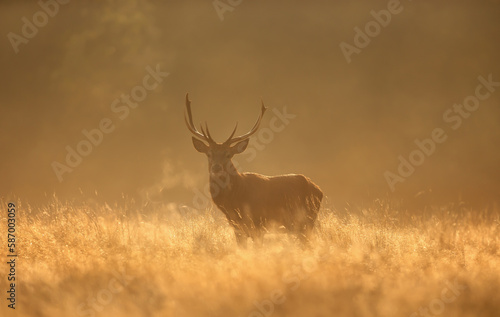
<box><xmin>209</xmin><ymin>168</ymin><xmax>323</xmax><ymax>247</ymax></box>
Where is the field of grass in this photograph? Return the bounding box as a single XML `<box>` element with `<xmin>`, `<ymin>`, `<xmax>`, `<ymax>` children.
<box><xmin>1</xmin><ymin>199</ymin><xmax>499</xmax><ymax>317</ymax></box>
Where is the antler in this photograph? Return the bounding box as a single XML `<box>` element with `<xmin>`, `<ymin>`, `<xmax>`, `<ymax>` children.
<box><xmin>184</xmin><ymin>93</ymin><xmax>215</xmax><ymax>144</ymax></box>
<box><xmin>223</xmin><ymin>100</ymin><xmax>267</xmax><ymax>145</ymax></box>
<box><xmin>185</xmin><ymin>93</ymin><xmax>267</xmax><ymax>145</ymax></box>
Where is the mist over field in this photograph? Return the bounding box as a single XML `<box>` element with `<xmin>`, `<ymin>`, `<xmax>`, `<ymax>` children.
<box><xmin>1</xmin><ymin>0</ymin><xmax>499</xmax><ymax>208</ymax></box>
<box><xmin>1</xmin><ymin>1</ymin><xmax>500</xmax><ymax>316</ymax></box>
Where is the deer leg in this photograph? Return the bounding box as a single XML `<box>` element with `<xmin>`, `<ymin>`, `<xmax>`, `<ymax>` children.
<box><xmin>234</xmin><ymin>230</ymin><xmax>248</xmax><ymax>248</ymax></box>
<box><xmin>296</xmin><ymin>221</ymin><xmax>314</xmax><ymax>248</ymax></box>
<box><xmin>251</xmin><ymin>230</ymin><xmax>264</xmax><ymax>248</ymax></box>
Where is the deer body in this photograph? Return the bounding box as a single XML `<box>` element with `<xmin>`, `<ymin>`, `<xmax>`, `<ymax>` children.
<box><xmin>185</xmin><ymin>94</ymin><xmax>323</xmax><ymax>246</ymax></box>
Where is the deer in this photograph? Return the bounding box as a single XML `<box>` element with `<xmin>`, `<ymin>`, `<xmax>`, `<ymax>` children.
<box><xmin>184</xmin><ymin>94</ymin><xmax>323</xmax><ymax>247</ymax></box>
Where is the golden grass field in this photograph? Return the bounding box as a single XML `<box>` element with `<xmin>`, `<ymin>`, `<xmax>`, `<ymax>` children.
<box><xmin>1</xmin><ymin>199</ymin><xmax>499</xmax><ymax>317</ymax></box>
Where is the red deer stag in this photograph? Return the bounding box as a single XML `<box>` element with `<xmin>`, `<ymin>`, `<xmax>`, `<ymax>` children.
<box><xmin>185</xmin><ymin>94</ymin><xmax>323</xmax><ymax>247</ymax></box>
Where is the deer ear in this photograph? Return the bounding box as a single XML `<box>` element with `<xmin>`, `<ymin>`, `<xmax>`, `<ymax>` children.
<box><xmin>231</xmin><ymin>139</ymin><xmax>249</xmax><ymax>155</ymax></box>
<box><xmin>192</xmin><ymin>137</ymin><xmax>209</xmax><ymax>153</ymax></box>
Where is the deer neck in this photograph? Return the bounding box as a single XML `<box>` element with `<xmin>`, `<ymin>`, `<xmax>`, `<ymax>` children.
<box><xmin>209</xmin><ymin>162</ymin><xmax>242</xmax><ymax>204</ymax></box>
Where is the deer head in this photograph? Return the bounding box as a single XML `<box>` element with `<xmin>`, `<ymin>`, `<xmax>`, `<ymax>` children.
<box><xmin>184</xmin><ymin>93</ymin><xmax>267</xmax><ymax>179</ymax></box>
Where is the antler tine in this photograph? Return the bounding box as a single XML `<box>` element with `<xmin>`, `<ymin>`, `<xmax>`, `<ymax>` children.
<box><xmin>184</xmin><ymin>114</ymin><xmax>206</xmax><ymax>140</ymax></box>
<box><xmin>224</xmin><ymin>100</ymin><xmax>267</xmax><ymax>145</ymax></box>
<box><xmin>223</xmin><ymin>123</ymin><xmax>239</xmax><ymax>144</ymax></box>
<box><xmin>184</xmin><ymin>93</ymin><xmax>209</xmax><ymax>141</ymax></box>
<box><xmin>204</xmin><ymin>122</ymin><xmax>216</xmax><ymax>144</ymax></box>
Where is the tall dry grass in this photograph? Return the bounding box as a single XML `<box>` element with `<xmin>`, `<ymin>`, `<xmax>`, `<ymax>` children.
<box><xmin>0</xmin><ymin>199</ymin><xmax>499</xmax><ymax>317</ymax></box>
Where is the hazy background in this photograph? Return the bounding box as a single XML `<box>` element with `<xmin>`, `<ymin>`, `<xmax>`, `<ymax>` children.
<box><xmin>1</xmin><ymin>0</ymin><xmax>499</xmax><ymax>209</ymax></box>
